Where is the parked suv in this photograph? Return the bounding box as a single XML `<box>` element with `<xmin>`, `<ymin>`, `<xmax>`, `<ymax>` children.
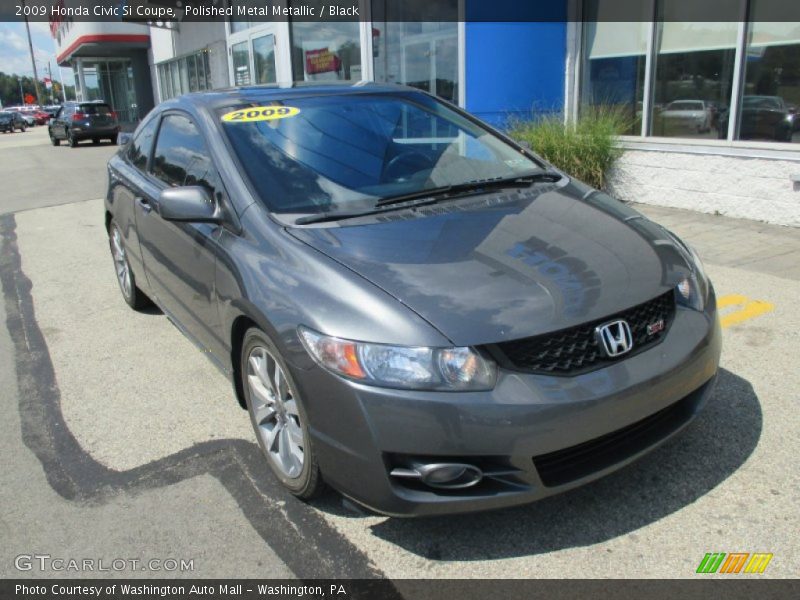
<box><xmin>49</xmin><ymin>101</ymin><xmax>120</xmax><ymax>147</ymax></box>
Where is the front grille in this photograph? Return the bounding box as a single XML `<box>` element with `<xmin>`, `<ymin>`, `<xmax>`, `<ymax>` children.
<box><xmin>493</xmin><ymin>291</ymin><xmax>676</xmax><ymax>376</ymax></box>
<box><xmin>532</xmin><ymin>381</ymin><xmax>708</xmax><ymax>488</ymax></box>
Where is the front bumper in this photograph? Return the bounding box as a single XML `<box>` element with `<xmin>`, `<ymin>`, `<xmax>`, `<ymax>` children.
<box><xmin>295</xmin><ymin>293</ymin><xmax>722</xmax><ymax>516</ymax></box>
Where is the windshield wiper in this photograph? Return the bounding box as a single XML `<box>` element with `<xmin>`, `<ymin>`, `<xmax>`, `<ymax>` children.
<box><xmin>294</xmin><ymin>195</ymin><xmax>442</xmax><ymax>225</ymax></box>
<box><xmin>374</xmin><ymin>170</ymin><xmax>563</xmax><ymax>208</ymax></box>
<box><xmin>294</xmin><ymin>170</ymin><xmax>563</xmax><ymax>226</ymax></box>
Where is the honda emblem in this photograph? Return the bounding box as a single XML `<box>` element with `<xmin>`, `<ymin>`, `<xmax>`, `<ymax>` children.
<box><xmin>595</xmin><ymin>320</ymin><xmax>634</xmax><ymax>358</ymax></box>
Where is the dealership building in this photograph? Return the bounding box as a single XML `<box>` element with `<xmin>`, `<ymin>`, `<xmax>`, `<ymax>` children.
<box><xmin>52</xmin><ymin>1</ymin><xmax>800</xmax><ymax>226</ymax></box>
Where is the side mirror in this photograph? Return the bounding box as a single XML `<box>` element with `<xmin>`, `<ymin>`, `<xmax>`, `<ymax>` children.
<box><xmin>118</xmin><ymin>132</ymin><xmax>133</xmax><ymax>146</ymax></box>
<box><xmin>516</xmin><ymin>140</ymin><xmax>531</xmax><ymax>150</ymax></box>
<box><xmin>158</xmin><ymin>186</ymin><xmax>222</xmax><ymax>223</ymax></box>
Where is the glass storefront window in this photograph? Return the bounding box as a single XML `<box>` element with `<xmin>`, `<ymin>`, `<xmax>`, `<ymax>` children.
<box><xmin>82</xmin><ymin>65</ymin><xmax>102</xmax><ymax>101</ymax></box>
<box><xmin>580</xmin><ymin>1</ymin><xmax>650</xmax><ymax>135</ymax></box>
<box><xmin>77</xmin><ymin>60</ymin><xmax>136</xmax><ymax>121</ymax></box>
<box><xmin>372</xmin><ymin>2</ymin><xmax>460</xmax><ymax>104</ymax></box>
<box><xmin>580</xmin><ymin>0</ymin><xmax>800</xmax><ymax>145</ymax></box>
<box><xmin>203</xmin><ymin>52</ymin><xmax>212</xmax><ymax>89</ymax></box>
<box><xmin>170</xmin><ymin>62</ymin><xmax>181</xmax><ymax>100</ymax></box>
<box><xmin>738</xmin><ymin>11</ymin><xmax>800</xmax><ymax>142</ymax></box>
<box><xmin>290</xmin><ymin>1</ymin><xmax>361</xmax><ymax>81</ymax></box>
<box><xmin>651</xmin><ymin>14</ymin><xmax>737</xmax><ymax>139</ymax></box>
<box><xmin>232</xmin><ymin>41</ymin><xmax>252</xmax><ymax>86</ymax></box>
<box><xmin>157</xmin><ymin>51</ymin><xmax>214</xmax><ymax>102</ymax></box>
<box><xmin>253</xmin><ymin>34</ymin><xmax>277</xmax><ymax>84</ymax></box>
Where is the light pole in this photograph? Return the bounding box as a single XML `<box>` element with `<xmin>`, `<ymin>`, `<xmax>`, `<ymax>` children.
<box><xmin>22</xmin><ymin>0</ymin><xmax>43</xmax><ymax>105</ymax></box>
<box><xmin>57</xmin><ymin>66</ymin><xmax>69</xmax><ymax>102</ymax></box>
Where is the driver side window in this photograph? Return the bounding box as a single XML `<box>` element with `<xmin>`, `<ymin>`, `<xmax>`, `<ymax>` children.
<box><xmin>150</xmin><ymin>113</ymin><xmax>222</xmax><ymax>204</ymax></box>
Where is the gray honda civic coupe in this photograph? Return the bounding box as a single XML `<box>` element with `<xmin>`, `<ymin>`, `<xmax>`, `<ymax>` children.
<box><xmin>105</xmin><ymin>83</ymin><xmax>721</xmax><ymax>516</ymax></box>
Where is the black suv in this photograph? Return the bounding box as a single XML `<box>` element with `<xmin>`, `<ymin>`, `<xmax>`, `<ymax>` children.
<box><xmin>0</xmin><ymin>111</ymin><xmax>27</xmax><ymax>133</ymax></box>
<box><xmin>49</xmin><ymin>101</ymin><xmax>120</xmax><ymax>147</ymax></box>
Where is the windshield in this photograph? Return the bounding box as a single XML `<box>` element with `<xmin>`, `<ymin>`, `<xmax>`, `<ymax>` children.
<box><xmin>743</xmin><ymin>96</ymin><xmax>784</xmax><ymax>110</ymax></box>
<box><xmin>219</xmin><ymin>92</ymin><xmax>543</xmax><ymax>214</ymax></box>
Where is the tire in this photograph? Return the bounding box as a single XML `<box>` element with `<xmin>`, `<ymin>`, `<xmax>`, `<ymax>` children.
<box><xmin>110</xmin><ymin>134</ymin><xmax>119</xmax><ymax>145</ymax></box>
<box><xmin>108</xmin><ymin>221</ymin><xmax>150</xmax><ymax>310</ymax></box>
<box><xmin>92</xmin><ymin>138</ymin><xmax>99</xmax><ymax>145</ymax></box>
<box><xmin>19</xmin><ymin>125</ymin><xmax>26</xmax><ymax>132</ymax></box>
<box><xmin>50</xmin><ymin>132</ymin><xmax>60</xmax><ymax>146</ymax></box>
<box><xmin>68</xmin><ymin>131</ymin><xmax>78</xmax><ymax>147</ymax></box>
<box><xmin>242</xmin><ymin>328</ymin><xmax>324</xmax><ymax>500</ymax></box>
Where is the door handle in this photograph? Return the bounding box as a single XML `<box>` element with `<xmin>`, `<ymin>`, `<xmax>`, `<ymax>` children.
<box><xmin>136</xmin><ymin>196</ymin><xmax>153</xmax><ymax>214</ymax></box>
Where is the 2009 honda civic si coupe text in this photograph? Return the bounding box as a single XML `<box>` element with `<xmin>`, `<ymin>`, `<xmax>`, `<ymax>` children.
<box><xmin>105</xmin><ymin>83</ymin><xmax>721</xmax><ymax>516</ymax></box>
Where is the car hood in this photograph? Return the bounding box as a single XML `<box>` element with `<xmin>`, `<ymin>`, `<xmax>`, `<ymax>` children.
<box><xmin>287</xmin><ymin>184</ymin><xmax>693</xmax><ymax>346</ymax></box>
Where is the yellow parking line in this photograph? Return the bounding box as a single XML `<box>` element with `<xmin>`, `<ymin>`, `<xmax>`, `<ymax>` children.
<box><xmin>717</xmin><ymin>294</ymin><xmax>775</xmax><ymax>329</ymax></box>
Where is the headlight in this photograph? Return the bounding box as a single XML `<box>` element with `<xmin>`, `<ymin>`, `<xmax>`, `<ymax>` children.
<box><xmin>298</xmin><ymin>327</ymin><xmax>497</xmax><ymax>391</ymax></box>
<box><xmin>675</xmin><ymin>244</ymin><xmax>709</xmax><ymax>312</ymax></box>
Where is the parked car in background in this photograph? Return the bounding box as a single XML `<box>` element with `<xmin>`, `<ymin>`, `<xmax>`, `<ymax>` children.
<box><xmin>10</xmin><ymin>109</ymin><xmax>36</xmax><ymax>127</ymax></box>
<box><xmin>31</xmin><ymin>109</ymin><xmax>51</xmax><ymax>125</ymax></box>
<box><xmin>0</xmin><ymin>110</ymin><xmax>27</xmax><ymax>132</ymax></box>
<box><xmin>49</xmin><ymin>101</ymin><xmax>120</xmax><ymax>147</ymax></box>
<box><xmin>718</xmin><ymin>95</ymin><xmax>795</xmax><ymax>142</ymax></box>
<box><xmin>104</xmin><ymin>83</ymin><xmax>720</xmax><ymax>516</ymax></box>
<box><xmin>653</xmin><ymin>100</ymin><xmax>712</xmax><ymax>136</ymax></box>
<box><xmin>43</xmin><ymin>105</ymin><xmax>62</xmax><ymax>118</ymax></box>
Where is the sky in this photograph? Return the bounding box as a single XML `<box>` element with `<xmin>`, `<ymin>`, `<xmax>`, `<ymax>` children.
<box><xmin>0</xmin><ymin>20</ymin><xmax>76</xmax><ymax>87</ymax></box>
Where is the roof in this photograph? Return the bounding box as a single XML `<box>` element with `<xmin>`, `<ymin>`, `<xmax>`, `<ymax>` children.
<box><xmin>174</xmin><ymin>81</ymin><xmax>419</xmax><ymax>111</ymax></box>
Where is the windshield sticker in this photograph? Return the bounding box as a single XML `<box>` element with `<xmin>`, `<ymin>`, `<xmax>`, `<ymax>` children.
<box><xmin>222</xmin><ymin>106</ymin><xmax>300</xmax><ymax>123</ymax></box>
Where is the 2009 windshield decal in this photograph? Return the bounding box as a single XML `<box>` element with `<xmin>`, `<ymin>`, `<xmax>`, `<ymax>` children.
<box><xmin>221</xmin><ymin>106</ymin><xmax>300</xmax><ymax>123</ymax></box>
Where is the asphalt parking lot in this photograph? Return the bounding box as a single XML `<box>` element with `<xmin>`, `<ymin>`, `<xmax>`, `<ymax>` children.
<box><xmin>1</xmin><ymin>125</ymin><xmax>798</xmax><ymax>579</ymax></box>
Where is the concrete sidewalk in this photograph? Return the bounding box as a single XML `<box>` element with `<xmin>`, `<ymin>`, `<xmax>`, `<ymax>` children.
<box><xmin>633</xmin><ymin>203</ymin><xmax>800</xmax><ymax>281</ymax></box>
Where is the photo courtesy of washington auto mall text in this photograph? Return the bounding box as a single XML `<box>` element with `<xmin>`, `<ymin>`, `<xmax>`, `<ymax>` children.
<box><xmin>0</xmin><ymin>0</ymin><xmax>799</xmax><ymax>598</ymax></box>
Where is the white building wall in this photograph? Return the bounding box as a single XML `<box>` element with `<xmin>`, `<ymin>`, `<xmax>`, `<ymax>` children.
<box><xmin>149</xmin><ymin>27</ymin><xmax>176</xmax><ymax>64</ymax></box>
<box><xmin>607</xmin><ymin>150</ymin><xmax>800</xmax><ymax>228</ymax></box>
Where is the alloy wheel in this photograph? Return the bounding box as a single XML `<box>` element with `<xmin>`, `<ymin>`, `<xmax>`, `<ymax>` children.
<box><xmin>247</xmin><ymin>345</ymin><xmax>305</xmax><ymax>479</ymax></box>
<box><xmin>110</xmin><ymin>226</ymin><xmax>132</xmax><ymax>299</ymax></box>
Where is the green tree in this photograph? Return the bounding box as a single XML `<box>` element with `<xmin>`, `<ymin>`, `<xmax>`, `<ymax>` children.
<box><xmin>0</xmin><ymin>71</ymin><xmax>75</xmax><ymax>106</ymax></box>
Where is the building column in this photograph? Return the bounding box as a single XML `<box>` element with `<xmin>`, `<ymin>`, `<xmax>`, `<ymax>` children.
<box><xmin>75</xmin><ymin>58</ymin><xmax>87</xmax><ymax>102</ymax></box>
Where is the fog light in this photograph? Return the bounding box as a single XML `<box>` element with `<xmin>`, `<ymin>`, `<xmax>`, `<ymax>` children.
<box><xmin>390</xmin><ymin>462</ymin><xmax>483</xmax><ymax>489</ymax></box>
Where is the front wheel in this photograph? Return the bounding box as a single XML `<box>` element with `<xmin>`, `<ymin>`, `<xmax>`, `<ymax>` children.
<box><xmin>19</xmin><ymin>124</ymin><xmax>26</xmax><ymax>132</ymax></box>
<box><xmin>50</xmin><ymin>132</ymin><xmax>60</xmax><ymax>146</ymax></box>
<box><xmin>242</xmin><ymin>329</ymin><xmax>324</xmax><ymax>500</ymax></box>
<box><xmin>68</xmin><ymin>132</ymin><xmax>78</xmax><ymax>147</ymax></box>
<box><xmin>108</xmin><ymin>221</ymin><xmax>150</xmax><ymax>310</ymax></box>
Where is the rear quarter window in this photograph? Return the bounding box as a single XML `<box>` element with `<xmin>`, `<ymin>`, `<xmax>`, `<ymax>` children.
<box><xmin>127</xmin><ymin>118</ymin><xmax>159</xmax><ymax>172</ymax></box>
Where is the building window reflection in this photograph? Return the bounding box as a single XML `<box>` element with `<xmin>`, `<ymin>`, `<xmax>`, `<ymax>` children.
<box><xmin>651</xmin><ymin>15</ymin><xmax>737</xmax><ymax>139</ymax></box>
<box><xmin>581</xmin><ymin>0</ymin><xmax>799</xmax><ymax>145</ymax></box>
<box><xmin>372</xmin><ymin>0</ymin><xmax>460</xmax><ymax>105</ymax></box>
<box><xmin>738</xmin><ymin>5</ymin><xmax>800</xmax><ymax>142</ymax></box>
<box><xmin>289</xmin><ymin>1</ymin><xmax>361</xmax><ymax>81</ymax></box>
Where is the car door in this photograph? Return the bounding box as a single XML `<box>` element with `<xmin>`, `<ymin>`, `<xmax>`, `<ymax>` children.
<box><xmin>54</xmin><ymin>105</ymin><xmax>69</xmax><ymax>138</ymax></box>
<box><xmin>110</xmin><ymin>116</ymin><xmax>161</xmax><ymax>286</ymax></box>
<box><xmin>135</xmin><ymin>111</ymin><xmax>225</xmax><ymax>360</ymax></box>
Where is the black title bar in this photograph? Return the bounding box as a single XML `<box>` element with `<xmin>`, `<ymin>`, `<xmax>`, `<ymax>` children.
<box><xmin>3</xmin><ymin>0</ymin><xmax>800</xmax><ymax>23</ymax></box>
